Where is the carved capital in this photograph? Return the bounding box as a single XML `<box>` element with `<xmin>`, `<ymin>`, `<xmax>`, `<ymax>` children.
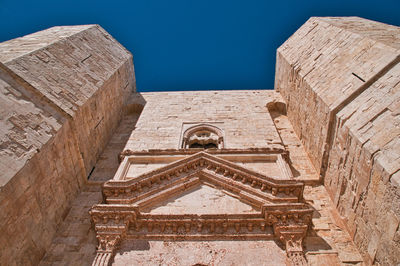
<box><xmin>92</xmin><ymin>233</ymin><xmax>122</xmax><ymax>266</ymax></box>
<box><xmin>90</xmin><ymin>206</ymin><xmax>135</xmax><ymax>266</ymax></box>
<box><xmin>96</xmin><ymin>234</ymin><xmax>122</xmax><ymax>253</ymax></box>
<box><xmin>274</xmin><ymin>224</ymin><xmax>308</xmax><ymax>266</ymax></box>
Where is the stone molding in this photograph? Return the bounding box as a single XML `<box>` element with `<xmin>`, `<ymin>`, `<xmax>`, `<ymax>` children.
<box><xmin>108</xmin><ymin>151</ymin><xmax>299</xmax><ymax>204</ymax></box>
<box><xmin>90</xmin><ymin>150</ymin><xmax>313</xmax><ymax>264</ymax></box>
<box><xmin>118</xmin><ymin>147</ymin><xmax>289</xmax><ymax>162</ymax></box>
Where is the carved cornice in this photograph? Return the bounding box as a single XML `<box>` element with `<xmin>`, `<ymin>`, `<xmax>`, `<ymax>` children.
<box><xmin>118</xmin><ymin>148</ymin><xmax>289</xmax><ymax>162</ymax></box>
<box><xmin>90</xmin><ymin>202</ymin><xmax>313</xmax><ymax>264</ymax></box>
<box><xmin>264</xmin><ymin>204</ymin><xmax>313</xmax><ymax>226</ymax></box>
<box><xmin>90</xmin><ymin>204</ymin><xmax>313</xmax><ymax>239</ymax></box>
<box><xmin>90</xmin><ymin>206</ymin><xmax>137</xmax><ymax>226</ymax></box>
<box><xmin>106</xmin><ymin>152</ymin><xmax>303</xmax><ymax>205</ymax></box>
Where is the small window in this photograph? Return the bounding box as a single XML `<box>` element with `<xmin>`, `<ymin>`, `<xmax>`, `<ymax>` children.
<box><xmin>182</xmin><ymin>124</ymin><xmax>224</xmax><ymax>149</ymax></box>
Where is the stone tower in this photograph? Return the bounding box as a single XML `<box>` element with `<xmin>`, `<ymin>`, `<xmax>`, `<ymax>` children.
<box><xmin>0</xmin><ymin>17</ymin><xmax>399</xmax><ymax>265</ymax></box>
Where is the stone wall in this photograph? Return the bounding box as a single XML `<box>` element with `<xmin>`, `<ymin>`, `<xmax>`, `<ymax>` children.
<box><xmin>275</xmin><ymin>17</ymin><xmax>400</xmax><ymax>177</ymax></box>
<box><xmin>276</xmin><ymin>16</ymin><xmax>400</xmax><ymax>265</ymax></box>
<box><xmin>0</xmin><ymin>24</ymin><xmax>135</xmax><ymax>174</ymax></box>
<box><xmin>0</xmin><ymin>25</ymin><xmax>135</xmax><ymax>265</ymax></box>
<box><xmin>125</xmin><ymin>90</ymin><xmax>284</xmax><ymax>151</ymax></box>
<box><xmin>325</xmin><ymin>62</ymin><xmax>400</xmax><ymax>265</ymax></box>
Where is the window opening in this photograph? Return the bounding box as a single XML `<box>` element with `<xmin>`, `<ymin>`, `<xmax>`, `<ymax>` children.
<box><xmin>182</xmin><ymin>124</ymin><xmax>224</xmax><ymax>149</ymax></box>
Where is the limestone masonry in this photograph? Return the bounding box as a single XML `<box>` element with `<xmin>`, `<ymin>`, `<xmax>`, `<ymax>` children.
<box><xmin>0</xmin><ymin>17</ymin><xmax>399</xmax><ymax>266</ymax></box>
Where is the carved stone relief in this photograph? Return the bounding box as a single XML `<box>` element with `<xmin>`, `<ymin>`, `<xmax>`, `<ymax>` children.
<box><xmin>90</xmin><ymin>150</ymin><xmax>313</xmax><ymax>265</ymax></box>
<box><xmin>181</xmin><ymin>124</ymin><xmax>224</xmax><ymax>149</ymax></box>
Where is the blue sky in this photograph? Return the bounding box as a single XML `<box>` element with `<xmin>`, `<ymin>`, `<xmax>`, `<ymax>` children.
<box><xmin>1</xmin><ymin>0</ymin><xmax>399</xmax><ymax>92</ymax></box>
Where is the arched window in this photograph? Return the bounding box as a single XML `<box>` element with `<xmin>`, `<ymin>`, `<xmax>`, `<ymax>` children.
<box><xmin>182</xmin><ymin>124</ymin><xmax>224</xmax><ymax>149</ymax></box>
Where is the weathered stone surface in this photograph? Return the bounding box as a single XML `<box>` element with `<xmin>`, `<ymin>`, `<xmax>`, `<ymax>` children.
<box><xmin>0</xmin><ymin>25</ymin><xmax>135</xmax><ymax>266</ymax></box>
<box><xmin>125</xmin><ymin>90</ymin><xmax>284</xmax><ymax>151</ymax></box>
<box><xmin>275</xmin><ymin>16</ymin><xmax>400</xmax><ymax>177</ymax></box>
<box><xmin>276</xmin><ymin>16</ymin><xmax>400</xmax><ymax>265</ymax></box>
<box><xmin>113</xmin><ymin>240</ymin><xmax>287</xmax><ymax>265</ymax></box>
<box><xmin>144</xmin><ymin>184</ymin><xmax>258</xmax><ymax>214</ymax></box>
<box><xmin>324</xmin><ymin>62</ymin><xmax>400</xmax><ymax>265</ymax></box>
<box><xmin>39</xmin><ymin>112</ymin><xmax>140</xmax><ymax>265</ymax></box>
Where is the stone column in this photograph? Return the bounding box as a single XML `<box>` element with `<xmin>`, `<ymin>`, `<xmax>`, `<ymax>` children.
<box><xmin>92</xmin><ymin>252</ymin><xmax>112</xmax><ymax>266</ymax></box>
<box><xmin>92</xmin><ymin>234</ymin><xmax>121</xmax><ymax>266</ymax></box>
<box><xmin>90</xmin><ymin>208</ymin><xmax>136</xmax><ymax>266</ymax></box>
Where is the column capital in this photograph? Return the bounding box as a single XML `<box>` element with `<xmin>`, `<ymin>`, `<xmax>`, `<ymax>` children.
<box><xmin>274</xmin><ymin>224</ymin><xmax>308</xmax><ymax>266</ymax></box>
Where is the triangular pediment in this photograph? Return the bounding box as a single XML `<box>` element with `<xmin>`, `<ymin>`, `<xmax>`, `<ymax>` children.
<box><xmin>103</xmin><ymin>151</ymin><xmax>304</xmax><ymax>206</ymax></box>
<box><xmin>91</xmin><ymin>152</ymin><xmax>314</xmax><ymax>264</ymax></box>
<box><xmin>142</xmin><ymin>183</ymin><xmax>258</xmax><ymax>215</ymax></box>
